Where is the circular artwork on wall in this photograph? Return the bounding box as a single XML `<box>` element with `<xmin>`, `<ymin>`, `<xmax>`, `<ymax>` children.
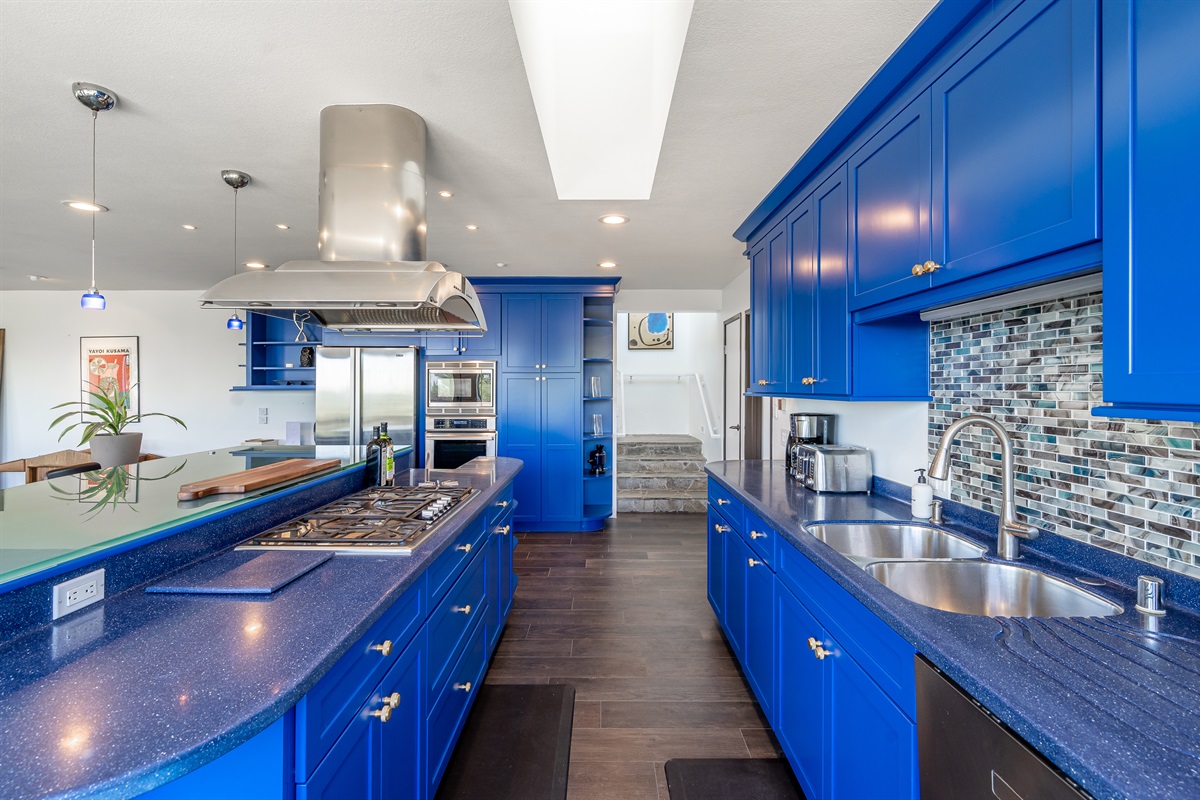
<box><xmin>628</xmin><ymin>312</ymin><xmax>673</xmax><ymax>350</ymax></box>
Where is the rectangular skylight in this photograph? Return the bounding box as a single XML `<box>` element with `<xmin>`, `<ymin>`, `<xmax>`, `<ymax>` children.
<box><xmin>509</xmin><ymin>0</ymin><xmax>695</xmax><ymax>200</ymax></box>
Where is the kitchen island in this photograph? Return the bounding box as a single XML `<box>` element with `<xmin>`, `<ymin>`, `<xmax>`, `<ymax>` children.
<box><xmin>0</xmin><ymin>449</ymin><xmax>520</xmax><ymax>800</ymax></box>
<box><xmin>707</xmin><ymin>461</ymin><xmax>1200</xmax><ymax>800</ymax></box>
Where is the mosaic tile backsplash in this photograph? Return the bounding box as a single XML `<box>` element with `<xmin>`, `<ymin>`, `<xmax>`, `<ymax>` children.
<box><xmin>928</xmin><ymin>290</ymin><xmax>1200</xmax><ymax>579</ymax></box>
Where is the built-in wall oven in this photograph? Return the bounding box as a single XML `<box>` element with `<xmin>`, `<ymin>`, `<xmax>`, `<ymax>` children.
<box><xmin>425</xmin><ymin>361</ymin><xmax>496</xmax><ymax>416</ymax></box>
<box><xmin>424</xmin><ymin>416</ymin><xmax>497</xmax><ymax>470</ymax></box>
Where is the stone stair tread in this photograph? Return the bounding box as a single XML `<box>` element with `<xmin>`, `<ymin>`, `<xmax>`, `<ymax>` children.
<box><xmin>616</xmin><ymin>488</ymin><xmax>707</xmax><ymax>498</ymax></box>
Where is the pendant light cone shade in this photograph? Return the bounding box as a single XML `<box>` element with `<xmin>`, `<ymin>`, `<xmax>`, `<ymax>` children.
<box><xmin>72</xmin><ymin>83</ymin><xmax>116</xmax><ymax>310</ymax></box>
<box><xmin>222</xmin><ymin>170</ymin><xmax>252</xmax><ymax>330</ymax></box>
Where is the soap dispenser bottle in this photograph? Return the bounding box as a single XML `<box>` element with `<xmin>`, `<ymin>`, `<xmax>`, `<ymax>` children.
<box><xmin>912</xmin><ymin>468</ymin><xmax>933</xmax><ymax>519</ymax></box>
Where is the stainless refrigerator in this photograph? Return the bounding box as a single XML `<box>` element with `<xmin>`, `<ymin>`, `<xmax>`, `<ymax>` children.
<box><xmin>314</xmin><ymin>347</ymin><xmax>418</xmax><ymax>450</ymax></box>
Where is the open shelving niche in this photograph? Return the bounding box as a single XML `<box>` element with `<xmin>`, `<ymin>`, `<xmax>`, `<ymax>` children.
<box><xmin>233</xmin><ymin>312</ymin><xmax>324</xmax><ymax>392</ymax></box>
<box><xmin>582</xmin><ymin>296</ymin><xmax>616</xmax><ymax>521</ymax></box>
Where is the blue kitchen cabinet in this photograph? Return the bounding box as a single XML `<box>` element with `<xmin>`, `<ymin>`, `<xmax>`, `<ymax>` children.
<box><xmin>929</xmin><ymin>0</ymin><xmax>1098</xmax><ymax>287</ymax></box>
<box><xmin>426</xmin><ymin>293</ymin><xmax>502</xmax><ymax>358</ymax></box>
<box><xmin>777</xmin><ymin>583</ymin><xmax>827</xmax><ymax>800</ymax></box>
<box><xmin>499</xmin><ymin>373</ymin><xmax>542</xmax><ymax>529</ymax></box>
<box><xmin>1098</xmin><ymin>0</ymin><xmax>1200</xmax><ymax>421</ymax></box>
<box><xmin>848</xmin><ymin>91</ymin><xmax>933</xmax><ymax>311</ymax></box>
<box><xmin>724</xmin><ymin>530</ymin><xmax>751</xmax><ymax>662</ymax></box>
<box><xmin>234</xmin><ymin>312</ymin><xmax>324</xmax><ymax>391</ymax></box>
<box><xmin>297</xmin><ymin>700</ymin><xmax>379</xmax><ymax>800</ymax></box>
<box><xmin>749</xmin><ymin>219</ymin><xmax>788</xmax><ymax>393</ymax></box>
<box><xmin>743</xmin><ymin>543</ymin><xmax>776</xmax><ymax>721</ymax></box>
<box><xmin>486</xmin><ymin>499</ymin><xmax>516</xmax><ymax>656</ymax></box>
<box><xmin>707</xmin><ymin>508</ymin><xmax>728</xmax><ymax>622</ymax></box>
<box><xmin>785</xmin><ymin>197</ymin><xmax>817</xmax><ymax>394</ymax></box>
<box><xmin>502</xmin><ymin>293</ymin><xmax>581</xmax><ymax>373</ymax></box>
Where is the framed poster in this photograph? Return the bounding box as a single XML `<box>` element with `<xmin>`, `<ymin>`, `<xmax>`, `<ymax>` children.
<box><xmin>628</xmin><ymin>312</ymin><xmax>674</xmax><ymax>350</ymax></box>
<box><xmin>80</xmin><ymin>336</ymin><xmax>139</xmax><ymax>414</ymax></box>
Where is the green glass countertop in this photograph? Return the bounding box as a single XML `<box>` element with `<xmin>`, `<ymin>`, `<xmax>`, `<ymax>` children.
<box><xmin>0</xmin><ymin>445</ymin><xmax>401</xmax><ymax>589</ymax></box>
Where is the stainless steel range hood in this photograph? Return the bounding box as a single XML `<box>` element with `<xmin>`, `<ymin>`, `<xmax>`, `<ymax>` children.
<box><xmin>200</xmin><ymin>105</ymin><xmax>486</xmax><ymax>333</ymax></box>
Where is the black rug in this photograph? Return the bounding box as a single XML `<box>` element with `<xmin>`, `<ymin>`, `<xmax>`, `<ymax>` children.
<box><xmin>664</xmin><ymin>758</ymin><xmax>805</xmax><ymax>800</ymax></box>
<box><xmin>435</xmin><ymin>684</ymin><xmax>574</xmax><ymax>800</ymax></box>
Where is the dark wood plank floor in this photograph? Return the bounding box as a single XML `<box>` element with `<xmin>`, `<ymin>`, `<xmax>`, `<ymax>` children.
<box><xmin>483</xmin><ymin>513</ymin><xmax>781</xmax><ymax>800</ymax></box>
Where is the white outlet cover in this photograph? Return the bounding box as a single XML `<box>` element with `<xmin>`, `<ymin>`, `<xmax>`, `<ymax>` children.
<box><xmin>52</xmin><ymin>568</ymin><xmax>105</xmax><ymax>620</ymax></box>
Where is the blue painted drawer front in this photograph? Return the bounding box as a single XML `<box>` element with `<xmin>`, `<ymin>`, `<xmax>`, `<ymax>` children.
<box><xmin>426</xmin><ymin>516</ymin><xmax>488</xmax><ymax>609</ymax></box>
<box><xmin>427</xmin><ymin>615</ymin><xmax>488</xmax><ymax>796</ymax></box>
<box><xmin>707</xmin><ymin>506</ymin><xmax>728</xmax><ymax>623</ymax></box>
<box><xmin>849</xmin><ymin>90</ymin><xmax>933</xmax><ymax>311</ymax></box>
<box><xmin>1100</xmin><ymin>0</ymin><xmax>1200</xmax><ymax>416</ymax></box>
<box><xmin>778</xmin><ymin>540</ymin><xmax>916</xmax><ymax>719</ymax></box>
<box><xmin>742</xmin><ymin>507</ymin><xmax>777</xmax><ymax>568</ymax></box>
<box><xmin>930</xmin><ymin>0</ymin><xmax>1098</xmax><ymax>287</ymax></box>
<box><xmin>297</xmin><ymin>694</ymin><xmax>379</xmax><ymax>800</ymax></box>
<box><xmin>295</xmin><ymin>577</ymin><xmax>425</xmax><ymax>782</ymax></box>
<box><xmin>707</xmin><ymin>481</ymin><xmax>743</xmax><ymax>532</ymax></box>
<box><xmin>776</xmin><ymin>583</ymin><xmax>827</xmax><ymax>800</ymax></box>
<box><xmin>427</xmin><ymin>548</ymin><xmax>488</xmax><ymax>699</ymax></box>
<box><xmin>486</xmin><ymin>485</ymin><xmax>515</xmax><ymax>526</ymax></box>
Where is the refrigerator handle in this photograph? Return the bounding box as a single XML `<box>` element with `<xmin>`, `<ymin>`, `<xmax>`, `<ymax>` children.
<box><xmin>352</xmin><ymin>349</ymin><xmax>363</xmax><ymax>446</ymax></box>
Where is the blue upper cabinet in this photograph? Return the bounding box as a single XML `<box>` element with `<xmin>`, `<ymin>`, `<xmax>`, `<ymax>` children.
<box><xmin>848</xmin><ymin>91</ymin><xmax>933</xmax><ymax>311</ymax></box>
<box><xmin>785</xmin><ymin>199</ymin><xmax>817</xmax><ymax>394</ymax></box>
<box><xmin>750</xmin><ymin>220</ymin><xmax>788</xmax><ymax>392</ymax></box>
<box><xmin>929</xmin><ymin>0</ymin><xmax>1098</xmax><ymax>286</ymax></box>
<box><xmin>502</xmin><ymin>293</ymin><xmax>581</xmax><ymax>373</ymax></box>
<box><xmin>1099</xmin><ymin>0</ymin><xmax>1200</xmax><ymax>421</ymax></box>
<box><xmin>425</xmin><ymin>292</ymin><xmax>502</xmax><ymax>358</ymax></box>
<box><xmin>502</xmin><ymin>294</ymin><xmax>542</xmax><ymax>370</ymax></box>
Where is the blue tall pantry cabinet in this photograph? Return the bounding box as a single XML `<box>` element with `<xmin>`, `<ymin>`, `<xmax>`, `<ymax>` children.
<box><xmin>494</xmin><ymin>280</ymin><xmax>618</xmax><ymax>532</ymax></box>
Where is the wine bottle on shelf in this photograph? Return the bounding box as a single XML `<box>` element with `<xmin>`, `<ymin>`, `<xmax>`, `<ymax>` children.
<box><xmin>366</xmin><ymin>425</ymin><xmax>383</xmax><ymax>486</ymax></box>
<box><xmin>379</xmin><ymin>422</ymin><xmax>395</xmax><ymax>484</ymax></box>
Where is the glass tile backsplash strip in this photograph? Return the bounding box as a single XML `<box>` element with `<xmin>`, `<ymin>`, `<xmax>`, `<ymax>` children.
<box><xmin>929</xmin><ymin>291</ymin><xmax>1200</xmax><ymax>579</ymax></box>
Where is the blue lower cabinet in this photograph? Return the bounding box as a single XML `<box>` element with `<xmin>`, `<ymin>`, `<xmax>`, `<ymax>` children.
<box><xmin>723</xmin><ymin>533</ymin><xmax>750</xmax><ymax>661</ymax></box>
<box><xmin>427</xmin><ymin>616</ymin><xmax>488</xmax><ymax>795</ymax></box>
<box><xmin>743</xmin><ymin>551</ymin><xmax>776</xmax><ymax>722</ymax></box>
<box><xmin>298</xmin><ymin>698</ymin><xmax>381</xmax><ymax>800</ymax></box>
<box><xmin>486</xmin><ymin>508</ymin><xmax>516</xmax><ymax>655</ymax></box>
<box><xmin>140</xmin><ymin>716</ymin><xmax>293</xmax><ymax>800</ymax></box>
<box><xmin>706</xmin><ymin>507</ymin><xmax>728</xmax><ymax>621</ymax></box>
<box><xmin>776</xmin><ymin>585</ymin><xmax>827</xmax><ymax>800</ymax></box>
<box><xmin>377</xmin><ymin>635</ymin><xmax>424</xmax><ymax>800</ymax></box>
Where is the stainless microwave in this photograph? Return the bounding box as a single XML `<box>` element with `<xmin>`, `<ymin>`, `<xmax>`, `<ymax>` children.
<box><xmin>425</xmin><ymin>361</ymin><xmax>496</xmax><ymax>415</ymax></box>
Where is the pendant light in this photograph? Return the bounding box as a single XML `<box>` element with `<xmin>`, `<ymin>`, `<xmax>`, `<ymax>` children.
<box><xmin>222</xmin><ymin>170</ymin><xmax>251</xmax><ymax>330</ymax></box>
<box><xmin>70</xmin><ymin>82</ymin><xmax>117</xmax><ymax>310</ymax></box>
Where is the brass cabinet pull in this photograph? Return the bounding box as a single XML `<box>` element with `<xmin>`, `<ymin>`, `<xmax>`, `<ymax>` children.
<box><xmin>454</xmin><ymin>681</ymin><xmax>473</xmax><ymax>692</ymax></box>
<box><xmin>714</xmin><ymin>524</ymin><xmax>731</xmax><ymax>533</ymax></box>
<box><xmin>370</xmin><ymin>640</ymin><xmax>394</xmax><ymax>656</ymax></box>
<box><xmin>716</xmin><ymin>498</ymin><xmax>730</xmax><ymax>506</ymax></box>
<box><xmin>748</xmin><ymin>558</ymin><xmax>762</xmax><ymax>568</ymax></box>
<box><xmin>370</xmin><ymin>704</ymin><xmax>393</xmax><ymax>723</ymax></box>
<box><xmin>499</xmin><ymin>525</ymin><xmax>511</xmax><ymax>535</ymax></box>
<box><xmin>750</xmin><ymin>530</ymin><xmax>767</xmax><ymax>539</ymax></box>
<box><xmin>757</xmin><ymin>379</ymin><xmax>768</xmax><ymax>386</ymax></box>
<box><xmin>384</xmin><ymin>692</ymin><xmax>400</xmax><ymax>708</ymax></box>
<box><xmin>454</xmin><ymin>604</ymin><xmax>472</xmax><ymax>615</ymax></box>
<box><xmin>801</xmin><ymin>377</ymin><xmax>817</xmax><ymax>386</ymax></box>
<box><xmin>456</xmin><ymin>543</ymin><xmax>472</xmax><ymax>553</ymax></box>
<box><xmin>808</xmin><ymin>637</ymin><xmax>820</xmax><ymax>650</ymax></box>
<box><xmin>807</xmin><ymin>637</ymin><xmax>830</xmax><ymax>660</ymax></box>
<box><xmin>496</xmin><ymin>500</ymin><xmax>509</xmax><ymax>508</ymax></box>
<box><xmin>912</xmin><ymin>260</ymin><xmax>943</xmax><ymax>277</ymax></box>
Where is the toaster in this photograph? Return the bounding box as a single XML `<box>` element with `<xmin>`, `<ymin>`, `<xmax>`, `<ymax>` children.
<box><xmin>790</xmin><ymin>444</ymin><xmax>873</xmax><ymax>493</ymax></box>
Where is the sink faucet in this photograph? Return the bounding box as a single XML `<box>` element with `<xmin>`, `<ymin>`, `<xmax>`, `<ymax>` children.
<box><xmin>928</xmin><ymin>415</ymin><xmax>1039</xmax><ymax>560</ymax></box>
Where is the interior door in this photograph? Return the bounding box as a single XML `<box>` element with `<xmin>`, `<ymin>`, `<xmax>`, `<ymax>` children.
<box><xmin>723</xmin><ymin>315</ymin><xmax>743</xmax><ymax>460</ymax></box>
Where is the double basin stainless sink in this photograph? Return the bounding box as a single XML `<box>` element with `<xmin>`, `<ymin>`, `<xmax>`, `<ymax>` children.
<box><xmin>805</xmin><ymin>523</ymin><xmax>1122</xmax><ymax>618</ymax></box>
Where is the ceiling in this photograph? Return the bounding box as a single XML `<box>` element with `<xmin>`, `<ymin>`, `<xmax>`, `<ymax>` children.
<box><xmin>0</xmin><ymin>0</ymin><xmax>936</xmax><ymax>293</ymax></box>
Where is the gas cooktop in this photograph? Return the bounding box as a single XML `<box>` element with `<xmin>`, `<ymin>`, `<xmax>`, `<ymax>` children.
<box><xmin>238</xmin><ymin>483</ymin><xmax>476</xmax><ymax>555</ymax></box>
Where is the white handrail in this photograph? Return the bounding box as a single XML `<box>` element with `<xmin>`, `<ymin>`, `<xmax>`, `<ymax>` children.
<box><xmin>619</xmin><ymin>372</ymin><xmax>721</xmax><ymax>440</ymax></box>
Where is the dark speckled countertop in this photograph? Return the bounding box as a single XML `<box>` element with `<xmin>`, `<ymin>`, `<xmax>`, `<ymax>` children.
<box><xmin>0</xmin><ymin>457</ymin><xmax>521</xmax><ymax>800</ymax></box>
<box><xmin>707</xmin><ymin>460</ymin><xmax>1200</xmax><ymax>800</ymax></box>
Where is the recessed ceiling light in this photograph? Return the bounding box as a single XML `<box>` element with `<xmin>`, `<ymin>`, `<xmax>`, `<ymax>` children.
<box><xmin>182</xmin><ymin>224</ymin><xmax>197</xmax><ymax>230</ymax></box>
<box><xmin>438</xmin><ymin>190</ymin><xmax>453</xmax><ymax>198</ymax></box>
<box><xmin>27</xmin><ymin>274</ymin><xmax>57</xmax><ymax>282</ymax></box>
<box><xmin>466</xmin><ymin>224</ymin><xmax>478</xmax><ymax>231</ymax></box>
<box><xmin>599</xmin><ymin>214</ymin><xmax>629</xmax><ymax>225</ymax></box>
<box><xmin>275</xmin><ymin>224</ymin><xmax>289</xmax><ymax>230</ymax></box>
<box><xmin>496</xmin><ymin>262</ymin><xmax>508</xmax><ymax>268</ymax></box>
<box><xmin>243</xmin><ymin>261</ymin><xmax>269</xmax><ymax>269</ymax></box>
<box><xmin>598</xmin><ymin>261</ymin><xmax>617</xmax><ymax>269</ymax></box>
<box><xmin>63</xmin><ymin>200</ymin><xmax>108</xmax><ymax>212</ymax></box>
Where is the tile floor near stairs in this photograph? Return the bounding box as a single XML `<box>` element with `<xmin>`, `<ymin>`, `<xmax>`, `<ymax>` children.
<box><xmin>483</xmin><ymin>513</ymin><xmax>781</xmax><ymax>800</ymax></box>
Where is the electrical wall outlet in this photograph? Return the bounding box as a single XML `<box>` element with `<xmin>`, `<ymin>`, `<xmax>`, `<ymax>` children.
<box><xmin>52</xmin><ymin>568</ymin><xmax>105</xmax><ymax>620</ymax></box>
<box><xmin>258</xmin><ymin>406</ymin><xmax>269</xmax><ymax>425</ymax></box>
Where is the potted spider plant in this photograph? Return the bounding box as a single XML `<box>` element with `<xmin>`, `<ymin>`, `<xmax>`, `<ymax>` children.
<box><xmin>48</xmin><ymin>460</ymin><xmax>187</xmax><ymax>515</ymax></box>
<box><xmin>49</xmin><ymin>382</ymin><xmax>186</xmax><ymax>468</ymax></box>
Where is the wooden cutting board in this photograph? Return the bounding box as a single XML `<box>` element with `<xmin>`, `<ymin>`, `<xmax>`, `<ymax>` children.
<box><xmin>178</xmin><ymin>458</ymin><xmax>342</xmax><ymax>500</ymax></box>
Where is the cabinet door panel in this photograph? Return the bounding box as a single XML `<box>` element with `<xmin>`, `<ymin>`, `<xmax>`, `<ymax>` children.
<box><xmin>749</xmin><ymin>241</ymin><xmax>770</xmax><ymax>390</ymax></box>
<box><xmin>828</xmin><ymin>644</ymin><xmax>917</xmax><ymax>800</ymax></box>
<box><xmin>815</xmin><ymin>167</ymin><xmax>850</xmax><ymax>396</ymax></box>
<box><xmin>1102</xmin><ymin>0</ymin><xmax>1200</xmax><ymax>407</ymax></box>
<box><xmin>541</xmin><ymin>294</ymin><xmax>583</xmax><ymax>372</ymax></box>
<box><xmin>706</xmin><ymin>507</ymin><xmax>727</xmax><ymax>621</ymax></box>
<box><xmin>776</xmin><ymin>584</ymin><xmax>825</xmax><ymax>800</ymax></box>
<box><xmin>849</xmin><ymin>91</ymin><xmax>932</xmax><ymax>310</ymax></box>
<box><xmin>743</xmin><ymin>554</ymin><xmax>775</xmax><ymax>722</ymax></box>
<box><xmin>461</xmin><ymin>293</ymin><xmax>502</xmax><ymax>358</ymax></box>
<box><xmin>932</xmin><ymin>0</ymin><xmax>1098</xmax><ymax>284</ymax></box>
<box><xmin>723</xmin><ymin>533</ymin><xmax>750</xmax><ymax>661</ymax></box>
<box><xmin>298</xmin><ymin>700</ymin><xmax>380</xmax><ymax>800</ymax></box>
<box><xmin>499</xmin><ymin>374</ymin><xmax>541</xmax><ymax>526</ymax></box>
<box><xmin>502</xmin><ymin>294</ymin><xmax>542</xmax><ymax>371</ymax></box>
<box><xmin>378</xmin><ymin>638</ymin><xmax>423</xmax><ymax>800</ymax></box>
<box><xmin>785</xmin><ymin>199</ymin><xmax>816</xmax><ymax>395</ymax></box>
<box><xmin>767</xmin><ymin>222</ymin><xmax>789</xmax><ymax>390</ymax></box>
<box><xmin>541</xmin><ymin>374</ymin><xmax>582</xmax><ymax>522</ymax></box>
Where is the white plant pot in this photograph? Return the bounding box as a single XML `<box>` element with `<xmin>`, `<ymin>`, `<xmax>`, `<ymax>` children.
<box><xmin>90</xmin><ymin>432</ymin><xmax>142</xmax><ymax>469</ymax></box>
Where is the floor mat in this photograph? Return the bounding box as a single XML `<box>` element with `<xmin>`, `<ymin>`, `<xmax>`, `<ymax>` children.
<box><xmin>664</xmin><ymin>758</ymin><xmax>805</xmax><ymax>800</ymax></box>
<box><xmin>435</xmin><ymin>684</ymin><xmax>574</xmax><ymax>800</ymax></box>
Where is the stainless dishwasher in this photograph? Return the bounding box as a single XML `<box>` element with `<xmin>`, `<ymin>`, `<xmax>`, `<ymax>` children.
<box><xmin>915</xmin><ymin>656</ymin><xmax>1089</xmax><ymax>800</ymax></box>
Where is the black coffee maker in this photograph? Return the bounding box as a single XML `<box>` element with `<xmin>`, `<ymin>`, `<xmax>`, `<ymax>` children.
<box><xmin>786</xmin><ymin>414</ymin><xmax>834</xmax><ymax>473</ymax></box>
<box><xmin>588</xmin><ymin>444</ymin><xmax>607</xmax><ymax>475</ymax></box>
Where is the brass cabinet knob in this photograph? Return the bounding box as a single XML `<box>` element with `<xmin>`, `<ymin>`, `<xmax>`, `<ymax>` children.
<box><xmin>757</xmin><ymin>379</ymin><xmax>768</xmax><ymax>386</ymax></box>
<box><xmin>716</xmin><ymin>498</ymin><xmax>730</xmax><ymax>506</ymax></box>
<box><xmin>499</xmin><ymin>525</ymin><xmax>511</xmax><ymax>535</ymax></box>
<box><xmin>813</xmin><ymin>645</ymin><xmax>831</xmax><ymax>660</ymax></box>
<box><xmin>750</xmin><ymin>531</ymin><xmax>767</xmax><ymax>539</ymax></box>
<box><xmin>454</xmin><ymin>681</ymin><xmax>473</xmax><ymax>692</ymax></box>
<box><xmin>457</xmin><ymin>543</ymin><xmax>472</xmax><ymax>553</ymax></box>
<box><xmin>923</xmin><ymin>260</ymin><xmax>942</xmax><ymax>274</ymax></box>
<box><xmin>801</xmin><ymin>376</ymin><xmax>817</xmax><ymax>386</ymax></box>
<box><xmin>807</xmin><ymin>637</ymin><xmax>820</xmax><ymax>651</ymax></box>
<box><xmin>370</xmin><ymin>640</ymin><xmax>394</xmax><ymax>656</ymax></box>
<box><xmin>714</xmin><ymin>524</ymin><xmax>730</xmax><ymax>533</ymax></box>
<box><xmin>370</xmin><ymin>704</ymin><xmax>393</xmax><ymax>723</ymax></box>
<box><xmin>748</xmin><ymin>558</ymin><xmax>762</xmax><ymax>568</ymax></box>
<box><xmin>496</xmin><ymin>500</ymin><xmax>509</xmax><ymax>508</ymax></box>
<box><xmin>384</xmin><ymin>692</ymin><xmax>401</xmax><ymax>709</ymax></box>
<box><xmin>455</xmin><ymin>604</ymin><xmax>472</xmax><ymax>615</ymax></box>
<box><xmin>912</xmin><ymin>263</ymin><xmax>924</xmax><ymax>276</ymax></box>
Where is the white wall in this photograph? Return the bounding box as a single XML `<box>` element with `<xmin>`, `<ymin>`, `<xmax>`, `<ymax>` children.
<box><xmin>615</xmin><ymin>311</ymin><xmax>724</xmax><ymax>462</ymax></box>
<box><xmin>616</xmin><ymin>289</ymin><xmax>722</xmax><ymax>313</ymax></box>
<box><xmin>0</xmin><ymin>290</ymin><xmax>314</xmax><ymax>487</ymax></box>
